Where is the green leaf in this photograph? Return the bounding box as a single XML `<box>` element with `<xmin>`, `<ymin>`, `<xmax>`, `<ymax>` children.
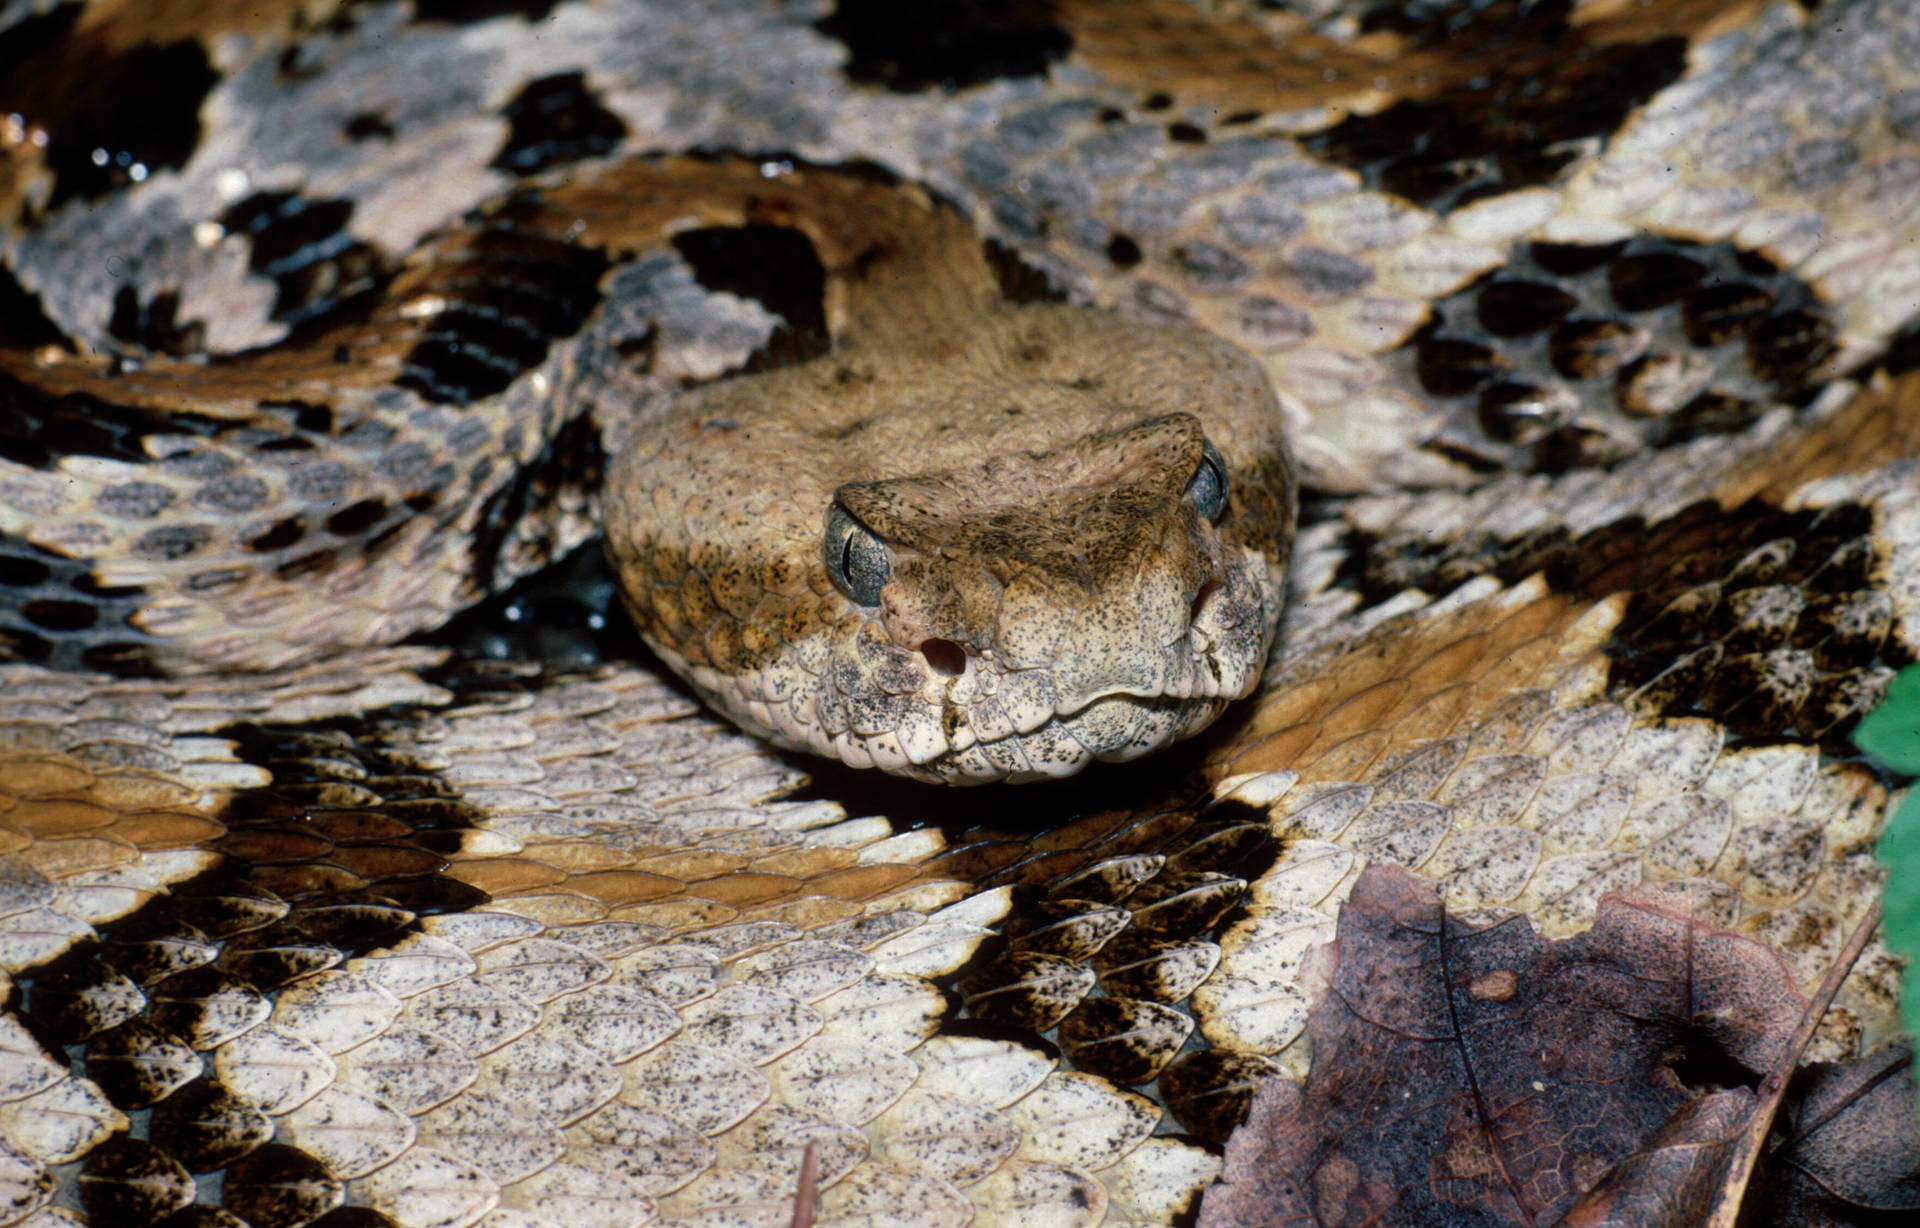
<box><xmin>1854</xmin><ymin>665</ymin><xmax>1920</xmax><ymax>1049</ymax></box>
<box><xmin>1880</xmin><ymin>791</ymin><xmax>1920</xmax><ymax>1044</ymax></box>
<box><xmin>1853</xmin><ymin>665</ymin><xmax>1920</xmax><ymax>774</ymax></box>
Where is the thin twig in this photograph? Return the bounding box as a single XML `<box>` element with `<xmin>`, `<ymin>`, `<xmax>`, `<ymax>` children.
<box><xmin>1703</xmin><ymin>897</ymin><xmax>1882</xmax><ymax>1228</ymax></box>
<box><xmin>789</xmin><ymin>1141</ymin><xmax>821</xmax><ymax>1228</ymax></box>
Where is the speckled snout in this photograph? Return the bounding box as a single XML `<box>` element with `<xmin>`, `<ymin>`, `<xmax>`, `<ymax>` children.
<box><xmin>841</xmin><ymin>414</ymin><xmax>1250</xmax><ymax>710</ymax></box>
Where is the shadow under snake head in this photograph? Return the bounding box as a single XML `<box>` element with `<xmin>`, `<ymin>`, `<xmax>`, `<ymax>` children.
<box><xmin>605</xmin><ymin>300</ymin><xmax>1297</xmax><ymax>784</ymax></box>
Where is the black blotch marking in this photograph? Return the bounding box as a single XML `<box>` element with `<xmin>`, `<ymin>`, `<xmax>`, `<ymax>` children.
<box><xmin>818</xmin><ymin>417</ymin><xmax>875</xmax><ymax>441</ymax></box>
<box><xmin>274</xmin><ymin>42</ymin><xmax>324</xmax><ymax>84</ymax></box>
<box><xmin>490</xmin><ymin>71</ymin><xmax>628</xmax><ymax>175</ymax></box>
<box><xmin>223</xmin><ymin>1146</ymin><xmax>343</xmax><ymax>1226</ymax></box>
<box><xmin>1683</xmin><ymin>281</ymin><xmax>1778</xmax><ymax>347</ymax></box>
<box><xmin>790</xmin><ymin>731</ymin><xmax>1220</xmax><ymax>848</ymax></box>
<box><xmin>0</xmin><ymin>554</ymin><xmax>52</xmax><ymax>587</ymax></box>
<box><xmin>613</xmin><ymin>324</ymin><xmax>659</xmax><ymax>367</ymax></box>
<box><xmin>0</xmin><ymin>265</ymin><xmax>73</xmax><ymax>351</ymax></box>
<box><xmin>788</xmin><ymin>742</ymin><xmax>1291</xmax><ymax>1136</ymax></box>
<box><xmin>1339</xmin><ymin>499</ymin><xmax>1900</xmax><ymax>753</ymax></box>
<box><xmin>411</xmin><ymin>0</ymin><xmax>562</xmax><ymax>23</ymax></box>
<box><xmin>1177</xmin><ymin>799</ymin><xmax>1284</xmax><ymax>882</ymax></box>
<box><xmin>1656</xmin><ymin>392</ymin><xmax>1763</xmax><ymax>448</ymax></box>
<box><xmin>394</xmin><ymin>224</ymin><xmax>609</xmax><ymax>406</ymax></box>
<box><xmin>146</xmin><ymin>1077</ymin><xmax>272</xmax><ymax>1171</ymax></box>
<box><xmin>268</xmin><ymin>400</ymin><xmax>337</xmax><ymax>435</ymax></box>
<box><xmin>219</xmin><ymin>191</ymin><xmax>391</xmax><ymax>328</ymax></box>
<box><xmin>107</xmin><ymin>285</ymin><xmax>204</xmax><ymax>357</ymax></box>
<box><xmin>459</xmin><ymin>413</ymin><xmax>607</xmax><ymax>602</ymax></box>
<box><xmin>1162</xmin><ymin>1048</ymin><xmax>1286</xmax><ymax>1142</ymax></box>
<box><xmin>1308</xmin><ymin>2</ymin><xmax>1689</xmax><ymax>212</ymax></box>
<box><xmin>1476</xmin><ymin>279</ymin><xmax>1577</xmax><ymax>338</ymax></box>
<box><xmin>70</xmin><ymin>573</ymin><xmax>145</xmax><ymax>600</ymax></box>
<box><xmin>985</xmin><ymin>237</ymin><xmax>1069</xmax><ymax>304</ymax></box>
<box><xmin>1416</xmin><ymin>336</ymin><xmax>1506</xmax><ymax>397</ymax></box>
<box><xmin>76</xmin><ymin>1136</ymin><xmax>192</xmax><ymax>1219</ymax></box>
<box><xmin>1106</xmin><ymin>234</ymin><xmax>1143</xmax><ymax>269</ymax></box>
<box><xmin>1887</xmin><ymin>320</ymin><xmax>1920</xmax><ymax>376</ymax></box>
<box><xmin>934</xmin><ymin>1016</ymin><xmax>1065</xmax><ymax>1061</ymax></box>
<box><xmin>1408</xmin><ymin>233</ymin><xmax>1839</xmax><ymax>475</ymax></box>
<box><xmin>77</xmin><ymin>641</ymin><xmax>163</xmax><ymax>677</ymax></box>
<box><xmin>19</xmin><ymin>598</ymin><xmax>96</xmax><ymax>631</ymax></box>
<box><xmin>1532</xmin><ymin>239</ymin><xmax>1629</xmax><ymax>277</ymax></box>
<box><xmin>12</xmin><ymin>676</ymin><xmax>506</xmax><ymax>1218</ymax></box>
<box><xmin>671</xmin><ymin>224</ymin><xmax>831</xmax><ymax>371</ymax></box>
<box><xmin>275</xmin><ymin>548</ymin><xmax>337</xmax><ymax>580</ymax></box>
<box><xmin>0</xmin><ymin>525</ymin><xmax>156</xmax><ymax>669</ymax></box>
<box><xmin>343</xmin><ymin>111</ymin><xmax>396</xmax><ymax>141</ymax></box>
<box><xmin>0</xmin><ymin>369</ymin><xmax>225</xmax><ymax>470</ymax></box>
<box><xmin>1747</xmin><ymin>309</ymin><xmax>1837</xmax><ymax>387</ymax></box>
<box><xmin>817</xmin><ymin>0</ymin><xmax>1070</xmax><ymax>93</ymax></box>
<box><xmin>0</xmin><ymin>625</ymin><xmax>52</xmax><ymax>662</ymax></box>
<box><xmin>253</xmin><ymin>434</ymin><xmax>316</xmax><ymax>454</ymax></box>
<box><xmin>1609</xmin><ymin>250</ymin><xmax>1709</xmax><ymax>312</ymax></box>
<box><xmin>361</xmin><ymin>516</ymin><xmax>411</xmax><ymax>560</ymax></box>
<box><xmin>0</xmin><ymin>5</ymin><xmax>219</xmax><ymax>207</ymax></box>
<box><xmin>324</xmin><ymin>498</ymin><xmax>390</xmax><ymax>538</ymax></box>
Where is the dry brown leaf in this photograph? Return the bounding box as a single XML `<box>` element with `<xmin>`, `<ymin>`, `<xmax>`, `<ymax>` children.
<box><xmin>1758</xmin><ymin>1046</ymin><xmax>1920</xmax><ymax>1227</ymax></box>
<box><xmin>1199</xmin><ymin>864</ymin><xmax>1901</xmax><ymax>1227</ymax></box>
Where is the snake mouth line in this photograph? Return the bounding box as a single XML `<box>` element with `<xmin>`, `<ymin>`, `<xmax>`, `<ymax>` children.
<box><xmin>689</xmin><ymin>650</ymin><xmax>1241</xmax><ymax>782</ymax></box>
<box><xmin>896</xmin><ymin>688</ymin><xmax>1235</xmax><ymax>784</ymax></box>
<box><xmin>1047</xmin><ymin>671</ymin><xmax>1252</xmax><ymax>724</ymax></box>
<box><xmin>959</xmin><ymin>692</ymin><xmax>1234</xmax><ymax>783</ymax></box>
<box><xmin>929</xmin><ymin>648</ymin><xmax>1259</xmax><ymax>742</ymax></box>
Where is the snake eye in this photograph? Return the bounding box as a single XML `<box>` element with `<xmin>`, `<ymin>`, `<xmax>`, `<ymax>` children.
<box><xmin>1187</xmin><ymin>439</ymin><xmax>1229</xmax><ymax>522</ymax></box>
<box><xmin>824</xmin><ymin>504</ymin><xmax>890</xmax><ymax>605</ymax></box>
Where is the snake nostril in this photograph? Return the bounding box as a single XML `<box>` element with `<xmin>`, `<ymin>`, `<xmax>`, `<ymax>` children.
<box><xmin>919</xmin><ymin>638</ymin><xmax>967</xmax><ymax>677</ymax></box>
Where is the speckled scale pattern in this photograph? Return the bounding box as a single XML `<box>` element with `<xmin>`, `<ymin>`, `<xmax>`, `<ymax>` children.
<box><xmin>934</xmin><ymin>0</ymin><xmax>1920</xmax><ymax>487</ymax></box>
<box><xmin>1398</xmin><ymin>234</ymin><xmax>1840</xmax><ymax>472</ymax></box>
<box><xmin>943</xmin><ymin>799</ymin><xmax>1286</xmax><ymax>1134</ymax></box>
<box><xmin>1217</xmin><ymin>440</ymin><xmax>1920</xmax><ymax>1053</ymax></box>
<box><xmin>915</xmin><ymin>476</ymin><xmax>1912</xmax><ymax>1130</ymax></box>
<box><xmin>1</xmin><ymin>653</ymin><xmax>1222</xmax><ymax>1225</ymax></box>
<box><xmin>1341</xmin><ymin>494</ymin><xmax>1909</xmax><ymax>749</ymax></box>
<box><xmin>0</xmin><ymin>209</ymin><xmax>619</xmax><ymax>675</ymax></box>
<box><xmin>3</xmin><ymin>0</ymin><xmax>1920</xmax><ymax>1224</ymax></box>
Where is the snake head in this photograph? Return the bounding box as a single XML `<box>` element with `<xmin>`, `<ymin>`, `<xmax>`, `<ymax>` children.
<box><xmin>606</xmin><ymin>304</ymin><xmax>1295</xmax><ymax>784</ymax></box>
<box><xmin>830</xmin><ymin>412</ymin><xmax>1260</xmax><ymax>716</ymax></box>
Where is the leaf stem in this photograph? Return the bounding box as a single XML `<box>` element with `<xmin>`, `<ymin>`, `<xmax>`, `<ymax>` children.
<box><xmin>1703</xmin><ymin>897</ymin><xmax>1883</xmax><ymax>1228</ymax></box>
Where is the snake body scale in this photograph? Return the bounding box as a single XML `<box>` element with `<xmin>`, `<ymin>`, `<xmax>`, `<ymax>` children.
<box><xmin>1</xmin><ymin>0</ymin><xmax>1919</xmax><ymax>1224</ymax></box>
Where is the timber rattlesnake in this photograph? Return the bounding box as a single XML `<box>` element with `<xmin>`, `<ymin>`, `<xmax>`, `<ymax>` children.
<box><xmin>2</xmin><ymin>1</ymin><xmax>1919</xmax><ymax>1224</ymax></box>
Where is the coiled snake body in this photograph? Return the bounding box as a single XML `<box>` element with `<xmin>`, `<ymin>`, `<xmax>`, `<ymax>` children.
<box><xmin>2</xmin><ymin>1</ymin><xmax>1919</xmax><ymax>1224</ymax></box>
